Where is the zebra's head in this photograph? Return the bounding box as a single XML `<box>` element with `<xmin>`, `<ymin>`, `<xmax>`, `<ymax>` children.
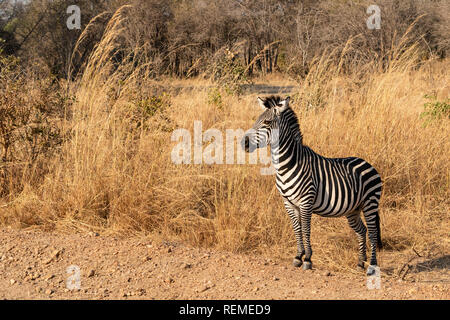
<box><xmin>242</xmin><ymin>96</ymin><xmax>290</xmax><ymax>153</ymax></box>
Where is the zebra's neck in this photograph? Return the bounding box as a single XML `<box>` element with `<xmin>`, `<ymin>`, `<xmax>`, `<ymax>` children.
<box><xmin>270</xmin><ymin>109</ymin><xmax>305</xmax><ymax>173</ymax></box>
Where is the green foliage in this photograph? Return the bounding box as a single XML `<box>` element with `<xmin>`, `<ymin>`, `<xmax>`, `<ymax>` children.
<box><xmin>3</xmin><ymin>18</ymin><xmax>19</xmax><ymax>33</ymax></box>
<box><xmin>207</xmin><ymin>87</ymin><xmax>223</xmax><ymax>109</ymax></box>
<box><xmin>420</xmin><ymin>94</ymin><xmax>450</xmax><ymax>126</ymax></box>
<box><xmin>136</xmin><ymin>92</ymin><xmax>171</xmax><ymax>117</ymax></box>
<box><xmin>131</xmin><ymin>91</ymin><xmax>172</xmax><ymax>130</ymax></box>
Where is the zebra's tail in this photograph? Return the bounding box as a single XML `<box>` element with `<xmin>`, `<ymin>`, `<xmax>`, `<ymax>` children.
<box><xmin>375</xmin><ymin>212</ymin><xmax>383</xmax><ymax>249</ymax></box>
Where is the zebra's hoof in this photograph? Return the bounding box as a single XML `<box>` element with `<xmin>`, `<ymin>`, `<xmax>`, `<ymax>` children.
<box><xmin>293</xmin><ymin>258</ymin><xmax>302</xmax><ymax>268</ymax></box>
<box><xmin>357</xmin><ymin>261</ymin><xmax>365</xmax><ymax>271</ymax></box>
<box><xmin>366</xmin><ymin>265</ymin><xmax>378</xmax><ymax>276</ymax></box>
<box><xmin>302</xmin><ymin>261</ymin><xmax>312</xmax><ymax>270</ymax></box>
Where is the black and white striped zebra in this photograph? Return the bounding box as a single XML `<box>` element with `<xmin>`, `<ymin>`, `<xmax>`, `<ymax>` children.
<box><xmin>242</xmin><ymin>96</ymin><xmax>383</xmax><ymax>275</ymax></box>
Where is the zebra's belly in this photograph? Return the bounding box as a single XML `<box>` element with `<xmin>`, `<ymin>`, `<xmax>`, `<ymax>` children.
<box><xmin>279</xmin><ymin>179</ymin><xmax>362</xmax><ymax>217</ymax></box>
<box><xmin>311</xmin><ymin>181</ymin><xmax>361</xmax><ymax>217</ymax></box>
<box><xmin>311</xmin><ymin>204</ymin><xmax>357</xmax><ymax>217</ymax></box>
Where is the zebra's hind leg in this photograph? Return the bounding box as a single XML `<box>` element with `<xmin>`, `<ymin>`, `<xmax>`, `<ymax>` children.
<box><xmin>346</xmin><ymin>212</ymin><xmax>367</xmax><ymax>270</ymax></box>
<box><xmin>299</xmin><ymin>205</ymin><xmax>313</xmax><ymax>270</ymax></box>
<box><xmin>362</xmin><ymin>199</ymin><xmax>382</xmax><ymax>276</ymax></box>
<box><xmin>284</xmin><ymin>200</ymin><xmax>305</xmax><ymax>267</ymax></box>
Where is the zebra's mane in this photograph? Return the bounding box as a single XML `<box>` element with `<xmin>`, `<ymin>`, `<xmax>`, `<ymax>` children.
<box><xmin>285</xmin><ymin>108</ymin><xmax>303</xmax><ymax>144</ymax></box>
<box><xmin>261</xmin><ymin>96</ymin><xmax>283</xmax><ymax>108</ymax></box>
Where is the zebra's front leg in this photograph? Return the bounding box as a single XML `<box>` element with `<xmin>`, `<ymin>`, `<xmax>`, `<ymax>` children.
<box><xmin>284</xmin><ymin>200</ymin><xmax>305</xmax><ymax>267</ymax></box>
<box><xmin>299</xmin><ymin>205</ymin><xmax>313</xmax><ymax>270</ymax></box>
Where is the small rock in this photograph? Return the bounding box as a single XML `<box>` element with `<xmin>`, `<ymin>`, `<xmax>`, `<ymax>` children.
<box><xmin>88</xmin><ymin>269</ymin><xmax>95</xmax><ymax>277</ymax></box>
<box><xmin>52</xmin><ymin>249</ymin><xmax>61</xmax><ymax>258</ymax></box>
<box><xmin>166</xmin><ymin>277</ymin><xmax>174</xmax><ymax>284</ymax></box>
<box><xmin>44</xmin><ymin>249</ymin><xmax>61</xmax><ymax>264</ymax></box>
<box><xmin>273</xmin><ymin>277</ymin><xmax>279</xmax><ymax>281</ymax></box>
<box><xmin>408</xmin><ymin>288</ymin><xmax>418</xmax><ymax>295</ymax></box>
<box><xmin>137</xmin><ymin>288</ymin><xmax>146</xmax><ymax>296</ymax></box>
<box><xmin>29</xmin><ymin>272</ymin><xmax>40</xmax><ymax>280</ymax></box>
<box><xmin>253</xmin><ymin>287</ymin><xmax>259</xmax><ymax>292</ymax></box>
<box><xmin>45</xmin><ymin>274</ymin><xmax>55</xmax><ymax>281</ymax></box>
<box><xmin>142</xmin><ymin>256</ymin><xmax>152</xmax><ymax>262</ymax></box>
<box><xmin>183</xmin><ymin>263</ymin><xmax>191</xmax><ymax>269</ymax></box>
<box><xmin>323</xmin><ymin>271</ymin><xmax>332</xmax><ymax>277</ymax></box>
<box><xmin>10</xmin><ymin>279</ymin><xmax>15</xmax><ymax>285</ymax></box>
<box><xmin>45</xmin><ymin>289</ymin><xmax>54</xmax><ymax>296</ymax></box>
<box><xmin>167</xmin><ymin>247</ymin><xmax>172</xmax><ymax>253</ymax></box>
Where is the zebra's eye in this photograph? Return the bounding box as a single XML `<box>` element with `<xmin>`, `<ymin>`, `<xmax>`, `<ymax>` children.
<box><xmin>263</xmin><ymin>120</ymin><xmax>272</xmax><ymax>125</ymax></box>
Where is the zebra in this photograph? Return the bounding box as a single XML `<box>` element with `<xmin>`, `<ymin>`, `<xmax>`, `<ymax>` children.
<box><xmin>241</xmin><ymin>96</ymin><xmax>383</xmax><ymax>275</ymax></box>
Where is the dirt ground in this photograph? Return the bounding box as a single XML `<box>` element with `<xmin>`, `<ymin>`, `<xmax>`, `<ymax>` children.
<box><xmin>0</xmin><ymin>227</ymin><xmax>448</xmax><ymax>300</ymax></box>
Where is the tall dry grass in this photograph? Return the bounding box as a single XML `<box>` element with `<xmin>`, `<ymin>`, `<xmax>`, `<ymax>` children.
<box><xmin>0</xmin><ymin>5</ymin><xmax>448</xmax><ymax>274</ymax></box>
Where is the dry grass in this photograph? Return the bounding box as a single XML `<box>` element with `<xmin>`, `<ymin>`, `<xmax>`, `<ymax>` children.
<box><xmin>0</xmin><ymin>6</ymin><xmax>448</xmax><ymax>275</ymax></box>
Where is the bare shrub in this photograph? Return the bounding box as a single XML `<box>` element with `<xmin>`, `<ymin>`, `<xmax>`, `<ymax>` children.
<box><xmin>0</xmin><ymin>53</ymin><xmax>69</xmax><ymax>195</ymax></box>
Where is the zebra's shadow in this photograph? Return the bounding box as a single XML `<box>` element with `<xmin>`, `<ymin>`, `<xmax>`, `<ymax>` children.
<box><xmin>409</xmin><ymin>254</ymin><xmax>450</xmax><ymax>273</ymax></box>
<box><xmin>382</xmin><ymin>254</ymin><xmax>449</xmax><ymax>278</ymax></box>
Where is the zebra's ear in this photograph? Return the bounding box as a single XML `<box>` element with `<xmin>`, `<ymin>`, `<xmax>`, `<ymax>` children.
<box><xmin>257</xmin><ymin>97</ymin><xmax>266</xmax><ymax>110</ymax></box>
<box><xmin>280</xmin><ymin>96</ymin><xmax>290</xmax><ymax>108</ymax></box>
<box><xmin>275</xmin><ymin>96</ymin><xmax>290</xmax><ymax>115</ymax></box>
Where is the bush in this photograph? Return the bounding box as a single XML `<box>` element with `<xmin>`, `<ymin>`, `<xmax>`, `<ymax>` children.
<box><xmin>207</xmin><ymin>87</ymin><xmax>223</xmax><ymax>109</ymax></box>
<box><xmin>420</xmin><ymin>94</ymin><xmax>450</xmax><ymax>125</ymax></box>
<box><xmin>0</xmin><ymin>53</ymin><xmax>69</xmax><ymax>194</ymax></box>
<box><xmin>130</xmin><ymin>91</ymin><xmax>172</xmax><ymax>131</ymax></box>
<box><xmin>210</xmin><ymin>48</ymin><xmax>249</xmax><ymax>96</ymax></box>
